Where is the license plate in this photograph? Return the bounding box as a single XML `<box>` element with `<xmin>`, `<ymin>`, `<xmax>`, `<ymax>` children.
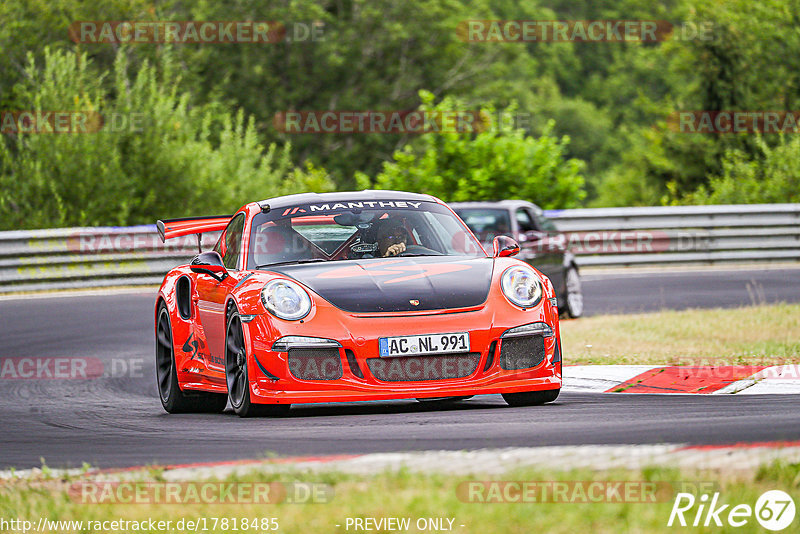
<box><xmin>379</xmin><ymin>332</ymin><xmax>470</xmax><ymax>357</ymax></box>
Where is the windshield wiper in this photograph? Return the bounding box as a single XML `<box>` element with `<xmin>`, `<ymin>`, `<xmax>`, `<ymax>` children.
<box><xmin>256</xmin><ymin>258</ymin><xmax>327</xmax><ymax>269</ymax></box>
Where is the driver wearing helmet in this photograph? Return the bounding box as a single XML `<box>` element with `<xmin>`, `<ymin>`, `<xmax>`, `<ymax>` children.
<box><xmin>376</xmin><ymin>219</ymin><xmax>410</xmax><ymax>257</ymax></box>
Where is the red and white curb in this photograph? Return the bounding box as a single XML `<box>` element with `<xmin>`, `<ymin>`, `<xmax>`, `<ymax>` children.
<box><xmin>564</xmin><ymin>365</ymin><xmax>800</xmax><ymax>394</ymax></box>
<box><xmin>4</xmin><ymin>443</ymin><xmax>800</xmax><ymax>480</ymax></box>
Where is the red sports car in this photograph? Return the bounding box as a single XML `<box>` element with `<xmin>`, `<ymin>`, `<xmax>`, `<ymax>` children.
<box><xmin>155</xmin><ymin>191</ymin><xmax>562</xmax><ymax>416</ymax></box>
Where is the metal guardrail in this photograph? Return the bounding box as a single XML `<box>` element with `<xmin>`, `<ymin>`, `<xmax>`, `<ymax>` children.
<box><xmin>545</xmin><ymin>203</ymin><xmax>800</xmax><ymax>267</ymax></box>
<box><xmin>0</xmin><ymin>226</ymin><xmax>218</xmax><ymax>293</ymax></box>
<box><xmin>0</xmin><ymin>204</ymin><xmax>798</xmax><ymax>292</ymax></box>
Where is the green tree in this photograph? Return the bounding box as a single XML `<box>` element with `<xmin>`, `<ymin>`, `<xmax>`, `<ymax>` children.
<box><xmin>0</xmin><ymin>47</ymin><xmax>333</xmax><ymax>230</ymax></box>
<box><xmin>181</xmin><ymin>0</ymin><xmax>550</xmax><ymax>186</ymax></box>
<box><xmin>681</xmin><ymin>135</ymin><xmax>800</xmax><ymax>204</ymax></box>
<box><xmin>364</xmin><ymin>92</ymin><xmax>585</xmax><ymax>209</ymax></box>
<box><xmin>592</xmin><ymin>0</ymin><xmax>800</xmax><ymax>205</ymax></box>
<box><xmin>3</xmin><ymin>0</ymin><xmax>800</xmax><ymax>212</ymax></box>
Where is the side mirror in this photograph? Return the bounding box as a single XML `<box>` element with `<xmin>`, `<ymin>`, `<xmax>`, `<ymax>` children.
<box><xmin>492</xmin><ymin>236</ymin><xmax>520</xmax><ymax>258</ymax></box>
<box><xmin>190</xmin><ymin>251</ymin><xmax>228</xmax><ymax>281</ymax></box>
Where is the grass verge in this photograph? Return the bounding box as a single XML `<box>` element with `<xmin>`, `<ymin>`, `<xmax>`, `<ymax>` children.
<box><xmin>1</xmin><ymin>462</ymin><xmax>798</xmax><ymax>533</ymax></box>
<box><xmin>560</xmin><ymin>303</ymin><xmax>800</xmax><ymax>365</ymax></box>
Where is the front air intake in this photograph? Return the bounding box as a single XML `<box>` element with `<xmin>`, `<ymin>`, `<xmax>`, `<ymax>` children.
<box><xmin>499</xmin><ymin>336</ymin><xmax>546</xmax><ymax>370</ymax></box>
<box><xmin>288</xmin><ymin>349</ymin><xmax>343</xmax><ymax>380</ymax></box>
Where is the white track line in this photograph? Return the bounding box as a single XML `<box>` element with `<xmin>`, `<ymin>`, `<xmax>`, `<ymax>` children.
<box><xmin>716</xmin><ymin>365</ymin><xmax>800</xmax><ymax>395</ymax></box>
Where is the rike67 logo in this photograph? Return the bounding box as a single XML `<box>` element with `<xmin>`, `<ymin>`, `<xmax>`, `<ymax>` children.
<box><xmin>668</xmin><ymin>490</ymin><xmax>796</xmax><ymax>530</ymax></box>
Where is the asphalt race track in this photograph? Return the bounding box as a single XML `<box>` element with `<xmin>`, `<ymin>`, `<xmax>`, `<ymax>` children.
<box><xmin>1</xmin><ymin>266</ymin><xmax>799</xmax><ymax>469</ymax></box>
<box><xmin>579</xmin><ymin>266</ymin><xmax>800</xmax><ymax>315</ymax></box>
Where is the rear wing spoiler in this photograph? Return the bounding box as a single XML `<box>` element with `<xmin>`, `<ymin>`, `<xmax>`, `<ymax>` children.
<box><xmin>156</xmin><ymin>215</ymin><xmax>232</xmax><ymax>243</ymax></box>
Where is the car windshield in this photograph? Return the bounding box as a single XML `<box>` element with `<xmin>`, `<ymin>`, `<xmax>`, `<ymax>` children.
<box><xmin>453</xmin><ymin>208</ymin><xmax>513</xmax><ymax>243</ymax></box>
<box><xmin>247</xmin><ymin>200</ymin><xmax>485</xmax><ymax>269</ymax></box>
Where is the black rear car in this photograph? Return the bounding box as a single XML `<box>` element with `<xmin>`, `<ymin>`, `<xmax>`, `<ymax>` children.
<box><xmin>451</xmin><ymin>200</ymin><xmax>583</xmax><ymax>318</ymax></box>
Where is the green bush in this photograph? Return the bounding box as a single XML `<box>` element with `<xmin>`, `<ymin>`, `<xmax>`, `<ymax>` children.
<box><xmin>0</xmin><ymin>47</ymin><xmax>333</xmax><ymax>230</ymax></box>
<box><xmin>363</xmin><ymin>91</ymin><xmax>586</xmax><ymax>209</ymax></box>
<box><xmin>681</xmin><ymin>135</ymin><xmax>800</xmax><ymax>204</ymax></box>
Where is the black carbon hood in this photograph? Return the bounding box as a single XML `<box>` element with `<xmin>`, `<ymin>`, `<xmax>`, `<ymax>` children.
<box><xmin>269</xmin><ymin>256</ymin><xmax>493</xmax><ymax>313</ymax></box>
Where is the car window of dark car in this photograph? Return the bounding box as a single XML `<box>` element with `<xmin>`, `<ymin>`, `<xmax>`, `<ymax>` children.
<box><xmin>454</xmin><ymin>209</ymin><xmax>512</xmax><ymax>242</ymax></box>
<box><xmin>528</xmin><ymin>206</ymin><xmax>558</xmax><ymax>233</ymax></box>
<box><xmin>535</xmin><ymin>213</ymin><xmax>558</xmax><ymax>233</ymax></box>
<box><xmin>218</xmin><ymin>214</ymin><xmax>244</xmax><ymax>270</ymax></box>
<box><xmin>516</xmin><ymin>208</ymin><xmax>537</xmax><ymax>233</ymax></box>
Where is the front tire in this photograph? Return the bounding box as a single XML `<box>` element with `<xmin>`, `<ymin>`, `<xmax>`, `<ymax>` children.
<box><xmin>225</xmin><ymin>309</ymin><xmax>290</xmax><ymax>418</ymax></box>
<box><xmin>562</xmin><ymin>266</ymin><xmax>583</xmax><ymax>318</ymax></box>
<box><xmin>502</xmin><ymin>388</ymin><xmax>560</xmax><ymax>407</ymax></box>
<box><xmin>155</xmin><ymin>304</ymin><xmax>227</xmax><ymax>414</ymax></box>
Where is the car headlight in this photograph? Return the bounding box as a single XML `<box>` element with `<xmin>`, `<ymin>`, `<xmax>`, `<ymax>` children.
<box><xmin>261</xmin><ymin>279</ymin><xmax>312</xmax><ymax>320</ymax></box>
<box><xmin>501</xmin><ymin>266</ymin><xmax>543</xmax><ymax>308</ymax></box>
